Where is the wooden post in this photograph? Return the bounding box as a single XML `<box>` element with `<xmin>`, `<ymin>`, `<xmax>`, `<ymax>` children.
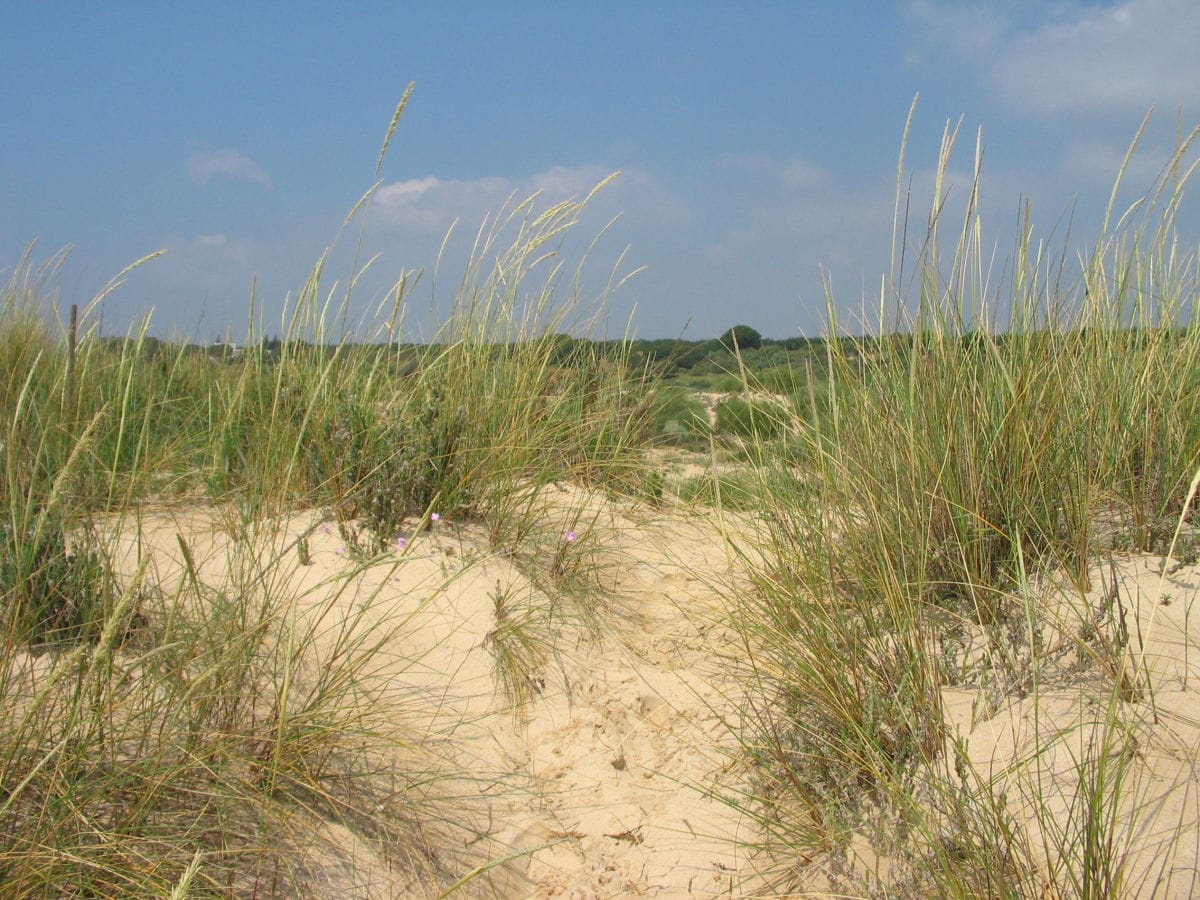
<box><xmin>66</xmin><ymin>303</ymin><xmax>78</xmax><ymax>417</ymax></box>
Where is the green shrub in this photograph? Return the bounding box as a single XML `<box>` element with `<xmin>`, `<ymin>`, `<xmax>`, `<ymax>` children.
<box><xmin>649</xmin><ymin>386</ymin><xmax>711</xmax><ymax>448</ymax></box>
<box><xmin>0</xmin><ymin>521</ymin><xmax>110</xmax><ymax>646</ymax></box>
<box><xmin>713</xmin><ymin>395</ymin><xmax>788</xmax><ymax>441</ymax></box>
<box><xmin>718</xmin><ymin>324</ymin><xmax>763</xmax><ymax>351</ymax></box>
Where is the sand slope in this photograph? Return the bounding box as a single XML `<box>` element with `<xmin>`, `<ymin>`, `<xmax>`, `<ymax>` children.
<box><xmin>105</xmin><ymin>499</ymin><xmax>756</xmax><ymax>898</ymax></box>
<box><xmin>95</xmin><ymin>497</ymin><xmax>1200</xmax><ymax>898</ymax></box>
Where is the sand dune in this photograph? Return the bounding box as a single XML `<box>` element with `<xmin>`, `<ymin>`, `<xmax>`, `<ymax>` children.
<box><xmin>84</xmin><ymin>493</ymin><xmax>1200</xmax><ymax>898</ymax></box>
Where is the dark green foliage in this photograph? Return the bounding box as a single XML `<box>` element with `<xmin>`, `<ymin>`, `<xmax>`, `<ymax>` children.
<box><xmin>0</xmin><ymin>521</ymin><xmax>109</xmax><ymax>646</ymax></box>
<box><xmin>637</xmin><ymin>469</ymin><xmax>666</xmax><ymax>506</ymax></box>
<box><xmin>547</xmin><ymin>333</ymin><xmax>593</xmax><ymax>365</ymax></box>
<box><xmin>719</xmin><ymin>324</ymin><xmax>763</xmax><ymax>351</ymax></box>
<box><xmin>673</xmin><ymin>338</ymin><xmax>724</xmax><ymax>371</ymax></box>
<box><xmin>312</xmin><ymin>384</ymin><xmax>474</xmax><ymax>552</ymax></box>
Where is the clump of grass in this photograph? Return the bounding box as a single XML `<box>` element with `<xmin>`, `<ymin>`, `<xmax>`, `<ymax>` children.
<box><xmin>676</xmin><ymin>471</ymin><xmax>760</xmax><ymax>510</ymax></box>
<box><xmin>0</xmin><ymin>518</ymin><xmax>111</xmax><ymax>647</ymax></box>
<box><xmin>287</xmin><ymin>193</ymin><xmax>652</xmax><ymax>557</ymax></box>
<box><xmin>484</xmin><ymin>579</ymin><xmax>555</xmax><ymax>709</ymax></box>
<box><xmin>0</xmin><ymin>511</ymin><xmax>478</xmax><ymax>895</ymax></box>
<box><xmin>713</xmin><ymin>394</ymin><xmax>789</xmax><ymax>443</ymax></box>
<box><xmin>719</xmin><ymin>106</ymin><xmax>1200</xmax><ymax>895</ymax></box>
<box><xmin>0</xmin><ymin>278</ymin><xmax>475</xmax><ymax>894</ymax></box>
<box><xmin>0</xmin><ymin>93</ymin><xmax>654</xmax><ymax>894</ymax></box>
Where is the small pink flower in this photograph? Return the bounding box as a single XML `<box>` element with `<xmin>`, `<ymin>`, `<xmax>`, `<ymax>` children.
<box><xmin>564</xmin><ymin>530</ymin><xmax>578</xmax><ymax>543</ymax></box>
<box><xmin>321</xmin><ymin>524</ymin><xmax>331</xmax><ymax>535</ymax></box>
<box><xmin>335</xmin><ymin>546</ymin><xmax>345</xmax><ymax>556</ymax></box>
<box><xmin>396</xmin><ymin>536</ymin><xmax>408</xmax><ymax>550</ymax></box>
<box><xmin>430</xmin><ymin>512</ymin><xmax>441</xmax><ymax>523</ymax></box>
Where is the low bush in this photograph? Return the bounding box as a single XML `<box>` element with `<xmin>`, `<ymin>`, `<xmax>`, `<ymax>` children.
<box><xmin>648</xmin><ymin>385</ymin><xmax>711</xmax><ymax>448</ymax></box>
<box><xmin>713</xmin><ymin>394</ymin><xmax>788</xmax><ymax>441</ymax></box>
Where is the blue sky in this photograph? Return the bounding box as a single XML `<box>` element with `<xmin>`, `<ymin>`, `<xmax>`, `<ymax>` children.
<box><xmin>3</xmin><ymin>1</ymin><xmax>1199</xmax><ymax>341</ymax></box>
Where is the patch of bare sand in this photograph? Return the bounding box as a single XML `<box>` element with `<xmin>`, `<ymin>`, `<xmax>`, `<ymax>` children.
<box><xmin>101</xmin><ymin>498</ymin><xmax>759</xmax><ymax>897</ymax></box>
<box><xmin>481</xmin><ymin>511</ymin><xmax>755</xmax><ymax>898</ymax></box>
<box><xmin>937</xmin><ymin>554</ymin><xmax>1200</xmax><ymax>899</ymax></box>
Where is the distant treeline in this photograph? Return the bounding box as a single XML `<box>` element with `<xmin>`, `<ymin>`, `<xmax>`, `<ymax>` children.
<box><xmin>93</xmin><ymin>330</ymin><xmax>835</xmax><ymax>389</ymax></box>
<box><xmin>99</xmin><ymin>323</ymin><xmax>1191</xmax><ymax>380</ymax></box>
<box><xmin>102</xmin><ymin>325</ymin><xmax>832</xmax><ymax>371</ymax></box>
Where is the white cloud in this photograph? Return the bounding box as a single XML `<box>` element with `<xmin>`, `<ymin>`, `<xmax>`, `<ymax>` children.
<box><xmin>373</xmin><ymin>163</ymin><xmax>684</xmax><ymax>234</ymax></box>
<box><xmin>903</xmin><ymin>0</ymin><xmax>1008</xmax><ymax>64</ymax></box>
<box><xmin>906</xmin><ymin>0</ymin><xmax>1200</xmax><ymax>116</ymax></box>
<box><xmin>995</xmin><ymin>0</ymin><xmax>1200</xmax><ymax>115</ymax></box>
<box><xmin>779</xmin><ymin>158</ymin><xmax>832</xmax><ymax>191</ymax></box>
<box><xmin>374</xmin><ymin>174</ymin><xmax>519</xmax><ymax>232</ymax></box>
<box><xmin>527</xmin><ymin>164</ymin><xmax>615</xmax><ymax>199</ymax></box>
<box><xmin>187</xmin><ymin>149</ymin><xmax>272</xmax><ymax>186</ymax></box>
<box><xmin>156</xmin><ymin>233</ymin><xmax>258</xmax><ymax>289</ymax></box>
<box><xmin>1061</xmin><ymin>136</ymin><xmax>1183</xmax><ymax>187</ymax></box>
<box><xmin>719</xmin><ymin>154</ymin><xmax>831</xmax><ymax>191</ymax></box>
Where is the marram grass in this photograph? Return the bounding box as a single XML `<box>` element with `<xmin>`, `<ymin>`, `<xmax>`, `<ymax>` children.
<box><xmin>714</xmin><ymin>112</ymin><xmax>1200</xmax><ymax>897</ymax></box>
<box><xmin>0</xmin><ymin>125</ymin><xmax>653</xmax><ymax>894</ymax></box>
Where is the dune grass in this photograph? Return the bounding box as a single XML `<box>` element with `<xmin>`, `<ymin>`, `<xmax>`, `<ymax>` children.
<box><xmin>714</xmin><ymin>112</ymin><xmax>1200</xmax><ymax>896</ymax></box>
<box><xmin>0</xmin><ymin>118</ymin><xmax>652</xmax><ymax>894</ymax></box>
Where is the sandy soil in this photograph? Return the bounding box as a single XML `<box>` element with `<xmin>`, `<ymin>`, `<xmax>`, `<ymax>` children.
<box><xmin>96</xmin><ymin>495</ymin><xmax>1200</xmax><ymax>898</ymax></box>
<box><xmin>946</xmin><ymin>554</ymin><xmax>1200</xmax><ymax>898</ymax></box>
<box><xmin>104</xmin><ymin>497</ymin><xmax>760</xmax><ymax>898</ymax></box>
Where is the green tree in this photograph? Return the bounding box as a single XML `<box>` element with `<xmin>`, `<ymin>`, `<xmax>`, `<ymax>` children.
<box><xmin>719</xmin><ymin>325</ymin><xmax>763</xmax><ymax>351</ymax></box>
